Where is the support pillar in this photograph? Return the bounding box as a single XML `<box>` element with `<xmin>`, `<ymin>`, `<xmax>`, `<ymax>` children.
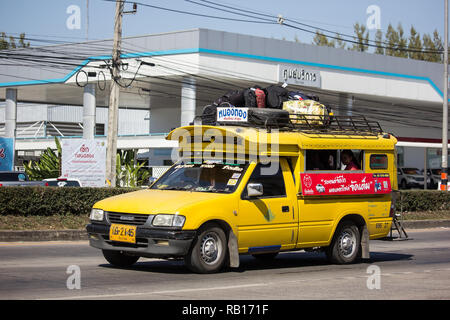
<box><xmin>5</xmin><ymin>88</ymin><xmax>17</xmax><ymax>138</ymax></box>
<box><xmin>83</xmin><ymin>83</ymin><xmax>96</xmax><ymax>139</ymax></box>
<box><xmin>338</xmin><ymin>93</ymin><xmax>353</xmax><ymax>117</ymax></box>
<box><xmin>180</xmin><ymin>77</ymin><xmax>196</xmax><ymax>127</ymax></box>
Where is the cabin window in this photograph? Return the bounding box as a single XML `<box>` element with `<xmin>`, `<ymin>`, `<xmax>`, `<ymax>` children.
<box><xmin>370</xmin><ymin>154</ymin><xmax>388</xmax><ymax>170</ymax></box>
<box><xmin>306</xmin><ymin>149</ymin><xmax>363</xmax><ymax>171</ymax></box>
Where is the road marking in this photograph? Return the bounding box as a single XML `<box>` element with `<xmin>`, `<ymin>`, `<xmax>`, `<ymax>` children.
<box><xmin>41</xmin><ymin>283</ymin><xmax>266</xmax><ymax>300</ymax></box>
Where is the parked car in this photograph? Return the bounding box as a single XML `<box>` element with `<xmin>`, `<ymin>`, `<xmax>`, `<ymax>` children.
<box><xmin>397</xmin><ymin>167</ymin><xmax>429</xmax><ymax>189</ymax></box>
<box><xmin>43</xmin><ymin>177</ymin><xmax>82</xmax><ymax>187</ymax></box>
<box><xmin>0</xmin><ymin>171</ymin><xmax>47</xmax><ymax>187</ymax></box>
<box><xmin>424</xmin><ymin>168</ymin><xmax>441</xmax><ymax>189</ymax></box>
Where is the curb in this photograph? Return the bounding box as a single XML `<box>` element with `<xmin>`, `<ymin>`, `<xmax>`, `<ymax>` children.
<box><xmin>400</xmin><ymin>219</ymin><xmax>450</xmax><ymax>229</ymax></box>
<box><xmin>0</xmin><ymin>229</ymin><xmax>88</xmax><ymax>242</ymax></box>
<box><xmin>0</xmin><ymin>220</ymin><xmax>449</xmax><ymax>242</ymax></box>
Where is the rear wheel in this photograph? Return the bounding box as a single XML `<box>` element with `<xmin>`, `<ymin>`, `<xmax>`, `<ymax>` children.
<box><xmin>185</xmin><ymin>223</ymin><xmax>227</xmax><ymax>273</ymax></box>
<box><xmin>325</xmin><ymin>222</ymin><xmax>360</xmax><ymax>264</ymax></box>
<box><xmin>102</xmin><ymin>249</ymin><xmax>139</xmax><ymax>267</ymax></box>
<box><xmin>400</xmin><ymin>179</ymin><xmax>407</xmax><ymax>189</ymax></box>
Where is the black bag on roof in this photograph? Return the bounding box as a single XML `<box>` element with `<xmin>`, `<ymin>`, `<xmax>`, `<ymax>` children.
<box><xmin>264</xmin><ymin>85</ymin><xmax>289</xmax><ymax>109</ymax></box>
<box><xmin>201</xmin><ymin>104</ymin><xmax>218</xmax><ymax>125</ymax></box>
<box><xmin>243</xmin><ymin>88</ymin><xmax>257</xmax><ymax>108</ymax></box>
<box><xmin>214</xmin><ymin>90</ymin><xmax>245</xmax><ymax>107</ymax></box>
<box><xmin>288</xmin><ymin>91</ymin><xmax>310</xmax><ymax>101</ymax></box>
<box><xmin>247</xmin><ymin>108</ymin><xmax>290</xmax><ymax>127</ymax></box>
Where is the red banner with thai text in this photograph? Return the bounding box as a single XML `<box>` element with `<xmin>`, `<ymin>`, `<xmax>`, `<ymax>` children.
<box><xmin>300</xmin><ymin>173</ymin><xmax>391</xmax><ymax>196</ymax></box>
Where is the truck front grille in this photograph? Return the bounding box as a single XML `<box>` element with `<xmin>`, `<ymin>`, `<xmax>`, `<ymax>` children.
<box><xmin>107</xmin><ymin>212</ymin><xmax>150</xmax><ymax>226</ymax></box>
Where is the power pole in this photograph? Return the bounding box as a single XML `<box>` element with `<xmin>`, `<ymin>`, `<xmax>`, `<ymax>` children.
<box><xmin>442</xmin><ymin>0</ymin><xmax>449</xmax><ymax>191</ymax></box>
<box><xmin>105</xmin><ymin>0</ymin><xmax>124</xmax><ymax>187</ymax></box>
<box><xmin>86</xmin><ymin>0</ymin><xmax>89</xmax><ymax>41</ymax></box>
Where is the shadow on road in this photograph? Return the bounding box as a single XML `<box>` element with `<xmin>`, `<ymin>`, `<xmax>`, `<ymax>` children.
<box><xmin>97</xmin><ymin>250</ymin><xmax>413</xmax><ymax>274</ymax></box>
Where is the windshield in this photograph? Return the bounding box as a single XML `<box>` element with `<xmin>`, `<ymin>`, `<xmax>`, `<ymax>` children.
<box><xmin>0</xmin><ymin>172</ymin><xmax>28</xmax><ymax>181</ymax></box>
<box><xmin>45</xmin><ymin>180</ymin><xmax>81</xmax><ymax>187</ymax></box>
<box><xmin>403</xmin><ymin>168</ymin><xmax>421</xmax><ymax>175</ymax></box>
<box><xmin>431</xmin><ymin>169</ymin><xmax>441</xmax><ymax>175</ymax></box>
<box><xmin>151</xmin><ymin>161</ymin><xmax>248</xmax><ymax>193</ymax></box>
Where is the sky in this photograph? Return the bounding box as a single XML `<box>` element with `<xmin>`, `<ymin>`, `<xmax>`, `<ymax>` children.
<box><xmin>0</xmin><ymin>0</ymin><xmax>446</xmax><ymax>51</ymax></box>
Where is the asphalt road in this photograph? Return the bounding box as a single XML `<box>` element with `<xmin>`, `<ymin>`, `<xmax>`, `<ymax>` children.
<box><xmin>0</xmin><ymin>228</ymin><xmax>449</xmax><ymax>300</ymax></box>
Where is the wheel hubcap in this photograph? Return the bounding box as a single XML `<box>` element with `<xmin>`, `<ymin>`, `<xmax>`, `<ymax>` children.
<box><xmin>338</xmin><ymin>231</ymin><xmax>356</xmax><ymax>258</ymax></box>
<box><xmin>200</xmin><ymin>233</ymin><xmax>222</xmax><ymax>265</ymax></box>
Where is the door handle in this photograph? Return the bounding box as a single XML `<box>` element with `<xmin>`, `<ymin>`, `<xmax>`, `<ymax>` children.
<box><xmin>282</xmin><ymin>206</ymin><xmax>290</xmax><ymax>212</ymax></box>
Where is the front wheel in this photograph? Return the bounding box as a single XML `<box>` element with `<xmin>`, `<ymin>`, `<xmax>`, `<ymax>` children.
<box><xmin>102</xmin><ymin>249</ymin><xmax>140</xmax><ymax>267</ymax></box>
<box><xmin>185</xmin><ymin>224</ymin><xmax>228</xmax><ymax>273</ymax></box>
<box><xmin>325</xmin><ymin>222</ymin><xmax>360</xmax><ymax>264</ymax></box>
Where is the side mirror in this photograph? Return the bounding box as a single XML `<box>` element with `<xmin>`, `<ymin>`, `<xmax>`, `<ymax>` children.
<box><xmin>247</xmin><ymin>183</ymin><xmax>263</xmax><ymax>197</ymax></box>
<box><xmin>148</xmin><ymin>177</ymin><xmax>158</xmax><ymax>186</ymax></box>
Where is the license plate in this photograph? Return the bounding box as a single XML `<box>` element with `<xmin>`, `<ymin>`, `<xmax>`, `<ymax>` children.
<box><xmin>109</xmin><ymin>224</ymin><xmax>137</xmax><ymax>243</ymax></box>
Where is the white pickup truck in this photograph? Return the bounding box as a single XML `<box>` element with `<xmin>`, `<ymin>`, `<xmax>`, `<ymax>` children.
<box><xmin>0</xmin><ymin>171</ymin><xmax>47</xmax><ymax>187</ymax></box>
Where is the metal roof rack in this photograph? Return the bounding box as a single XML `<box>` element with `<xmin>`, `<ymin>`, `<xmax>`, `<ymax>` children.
<box><xmin>286</xmin><ymin>114</ymin><xmax>384</xmax><ymax>136</ymax></box>
<box><xmin>197</xmin><ymin>109</ymin><xmax>385</xmax><ymax>136</ymax></box>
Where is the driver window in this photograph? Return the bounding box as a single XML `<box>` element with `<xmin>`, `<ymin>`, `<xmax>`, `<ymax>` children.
<box><xmin>244</xmin><ymin>162</ymin><xmax>286</xmax><ymax>198</ymax></box>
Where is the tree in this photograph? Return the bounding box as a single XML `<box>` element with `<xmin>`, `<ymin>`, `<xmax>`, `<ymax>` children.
<box><xmin>115</xmin><ymin>150</ymin><xmax>150</xmax><ymax>187</ymax></box>
<box><xmin>312</xmin><ymin>31</ymin><xmax>334</xmax><ymax>47</ymax></box>
<box><xmin>349</xmin><ymin>23</ymin><xmax>369</xmax><ymax>52</ymax></box>
<box><xmin>25</xmin><ymin>137</ymin><xmax>61</xmax><ymax>180</ymax></box>
<box><xmin>433</xmin><ymin>29</ymin><xmax>444</xmax><ymax>62</ymax></box>
<box><xmin>374</xmin><ymin>29</ymin><xmax>384</xmax><ymax>55</ymax></box>
<box><xmin>408</xmin><ymin>26</ymin><xmax>424</xmax><ymax>60</ymax></box>
<box><xmin>423</xmin><ymin>33</ymin><xmax>441</xmax><ymax>62</ymax></box>
<box><xmin>333</xmin><ymin>33</ymin><xmax>346</xmax><ymax>49</ymax></box>
<box><xmin>385</xmin><ymin>23</ymin><xmax>399</xmax><ymax>56</ymax></box>
<box><xmin>0</xmin><ymin>32</ymin><xmax>30</xmax><ymax>50</ymax></box>
<box><xmin>396</xmin><ymin>24</ymin><xmax>408</xmax><ymax>58</ymax></box>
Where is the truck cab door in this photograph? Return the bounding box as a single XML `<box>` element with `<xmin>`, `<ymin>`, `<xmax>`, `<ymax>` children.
<box><xmin>237</xmin><ymin>159</ymin><xmax>298</xmax><ymax>253</ymax></box>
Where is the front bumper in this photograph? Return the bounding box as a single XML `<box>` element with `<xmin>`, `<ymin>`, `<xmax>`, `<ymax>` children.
<box><xmin>86</xmin><ymin>223</ymin><xmax>196</xmax><ymax>258</ymax></box>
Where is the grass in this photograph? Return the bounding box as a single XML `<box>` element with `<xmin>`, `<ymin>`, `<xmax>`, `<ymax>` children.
<box><xmin>1</xmin><ymin>210</ymin><xmax>450</xmax><ymax>231</ymax></box>
<box><xmin>0</xmin><ymin>215</ymin><xmax>90</xmax><ymax>231</ymax></box>
<box><xmin>399</xmin><ymin>210</ymin><xmax>450</xmax><ymax>221</ymax></box>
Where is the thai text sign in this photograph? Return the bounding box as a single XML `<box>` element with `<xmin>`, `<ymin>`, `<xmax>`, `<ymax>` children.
<box><xmin>61</xmin><ymin>139</ymin><xmax>106</xmax><ymax>187</ymax></box>
<box><xmin>300</xmin><ymin>173</ymin><xmax>391</xmax><ymax>196</ymax></box>
<box><xmin>217</xmin><ymin>107</ymin><xmax>248</xmax><ymax>122</ymax></box>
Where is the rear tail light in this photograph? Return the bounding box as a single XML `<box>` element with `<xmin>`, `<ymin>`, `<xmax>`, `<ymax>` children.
<box><xmin>45</xmin><ymin>182</ymin><xmax>49</xmax><ymax>186</ymax></box>
<box><xmin>389</xmin><ymin>201</ymin><xmax>395</xmax><ymax>217</ymax></box>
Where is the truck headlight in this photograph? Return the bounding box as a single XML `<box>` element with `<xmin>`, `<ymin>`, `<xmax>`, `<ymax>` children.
<box><xmin>152</xmin><ymin>214</ymin><xmax>186</xmax><ymax>227</ymax></box>
<box><xmin>90</xmin><ymin>209</ymin><xmax>104</xmax><ymax>221</ymax></box>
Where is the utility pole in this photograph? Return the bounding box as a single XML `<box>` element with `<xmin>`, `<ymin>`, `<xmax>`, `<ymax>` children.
<box><xmin>105</xmin><ymin>0</ymin><xmax>124</xmax><ymax>187</ymax></box>
<box><xmin>442</xmin><ymin>0</ymin><xmax>449</xmax><ymax>191</ymax></box>
<box><xmin>86</xmin><ymin>0</ymin><xmax>89</xmax><ymax>41</ymax></box>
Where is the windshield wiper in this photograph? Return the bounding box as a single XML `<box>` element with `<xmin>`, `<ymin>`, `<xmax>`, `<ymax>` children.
<box><xmin>162</xmin><ymin>186</ymin><xmax>188</xmax><ymax>191</ymax></box>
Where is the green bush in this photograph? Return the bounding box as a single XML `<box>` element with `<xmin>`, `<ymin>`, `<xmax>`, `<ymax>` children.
<box><xmin>0</xmin><ymin>187</ymin><xmax>139</xmax><ymax>216</ymax></box>
<box><xmin>396</xmin><ymin>190</ymin><xmax>450</xmax><ymax>212</ymax></box>
<box><xmin>1</xmin><ymin>188</ymin><xmax>449</xmax><ymax>217</ymax></box>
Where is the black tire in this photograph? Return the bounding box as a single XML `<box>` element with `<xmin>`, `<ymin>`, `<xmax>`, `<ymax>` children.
<box><xmin>102</xmin><ymin>249</ymin><xmax>139</xmax><ymax>267</ymax></box>
<box><xmin>400</xmin><ymin>179</ymin><xmax>407</xmax><ymax>189</ymax></box>
<box><xmin>325</xmin><ymin>222</ymin><xmax>360</xmax><ymax>264</ymax></box>
<box><xmin>252</xmin><ymin>252</ymin><xmax>279</xmax><ymax>261</ymax></box>
<box><xmin>185</xmin><ymin>223</ymin><xmax>228</xmax><ymax>274</ymax></box>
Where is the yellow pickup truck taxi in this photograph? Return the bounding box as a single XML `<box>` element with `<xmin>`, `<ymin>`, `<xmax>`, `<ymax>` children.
<box><xmin>86</xmin><ymin>113</ymin><xmax>397</xmax><ymax>273</ymax></box>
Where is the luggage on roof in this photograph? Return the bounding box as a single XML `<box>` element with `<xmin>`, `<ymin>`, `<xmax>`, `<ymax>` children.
<box><xmin>264</xmin><ymin>85</ymin><xmax>289</xmax><ymax>109</ymax></box>
<box><xmin>283</xmin><ymin>99</ymin><xmax>330</xmax><ymax>125</ymax></box>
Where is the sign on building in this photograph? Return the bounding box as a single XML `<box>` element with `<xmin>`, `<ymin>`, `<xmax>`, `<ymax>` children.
<box><xmin>278</xmin><ymin>65</ymin><xmax>321</xmax><ymax>88</ymax></box>
<box><xmin>61</xmin><ymin>139</ymin><xmax>106</xmax><ymax>187</ymax></box>
<box><xmin>0</xmin><ymin>137</ymin><xmax>14</xmax><ymax>171</ymax></box>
